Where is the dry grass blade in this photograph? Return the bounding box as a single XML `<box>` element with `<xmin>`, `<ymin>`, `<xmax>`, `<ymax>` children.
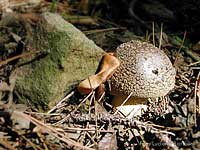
<box><xmin>47</xmin><ymin>91</ymin><xmax>75</xmax><ymax>114</ymax></box>
<box><xmin>0</xmin><ymin>139</ymin><xmax>15</xmax><ymax>150</ymax></box>
<box><xmin>0</xmin><ymin>51</ymin><xmax>40</xmax><ymax>67</ymax></box>
<box><xmin>114</xmin><ymin>92</ymin><xmax>133</xmax><ymax>115</ymax></box>
<box><xmin>159</xmin><ymin>23</ymin><xmax>163</xmax><ymax>49</ymax></box>
<box><xmin>21</xmin><ymin>135</ymin><xmax>43</xmax><ymax>150</ymax></box>
<box><xmin>64</xmin><ymin>126</ymin><xmax>114</xmax><ymax>133</ymax></box>
<box><xmin>188</xmin><ymin>60</ymin><xmax>200</xmax><ymax>66</ymax></box>
<box><xmin>13</xmin><ymin>111</ymin><xmax>94</xmax><ymax>150</ymax></box>
<box><xmin>152</xmin><ymin>22</ymin><xmax>155</xmax><ymax>46</ymax></box>
<box><xmin>55</xmin><ymin>91</ymin><xmax>93</xmax><ymax>124</ymax></box>
<box><xmin>174</xmin><ymin>31</ymin><xmax>187</xmax><ymax>65</ymax></box>
<box><xmin>195</xmin><ymin>71</ymin><xmax>200</xmax><ymax>116</ymax></box>
<box><xmin>83</xmin><ymin>27</ymin><xmax>124</xmax><ymax>35</ymax></box>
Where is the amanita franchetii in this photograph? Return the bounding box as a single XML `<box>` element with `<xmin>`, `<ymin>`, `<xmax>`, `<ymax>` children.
<box><xmin>78</xmin><ymin>40</ymin><xmax>176</xmax><ymax>118</ymax></box>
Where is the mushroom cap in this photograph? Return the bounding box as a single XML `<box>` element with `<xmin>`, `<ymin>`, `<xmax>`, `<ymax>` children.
<box><xmin>109</xmin><ymin>40</ymin><xmax>176</xmax><ymax>98</ymax></box>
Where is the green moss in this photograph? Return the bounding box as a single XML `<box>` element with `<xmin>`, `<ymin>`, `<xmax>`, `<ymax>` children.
<box><xmin>14</xmin><ymin>15</ymin><xmax>104</xmax><ymax>110</ymax></box>
<box><xmin>16</xmin><ymin>32</ymin><xmax>70</xmax><ymax>109</ymax></box>
<box><xmin>17</xmin><ymin>32</ymin><xmax>102</xmax><ymax>109</ymax></box>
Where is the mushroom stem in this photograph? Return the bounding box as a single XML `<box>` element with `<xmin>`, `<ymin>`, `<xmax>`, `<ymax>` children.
<box><xmin>78</xmin><ymin>53</ymin><xmax>120</xmax><ymax>94</ymax></box>
<box><xmin>112</xmin><ymin>95</ymin><xmax>147</xmax><ymax>107</ymax></box>
<box><xmin>112</xmin><ymin>95</ymin><xmax>148</xmax><ymax>118</ymax></box>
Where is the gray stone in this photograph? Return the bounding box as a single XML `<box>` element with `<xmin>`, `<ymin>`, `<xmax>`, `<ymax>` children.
<box><xmin>12</xmin><ymin>12</ymin><xmax>104</xmax><ymax>109</ymax></box>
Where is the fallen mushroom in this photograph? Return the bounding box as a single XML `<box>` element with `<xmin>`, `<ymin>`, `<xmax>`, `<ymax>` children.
<box><xmin>77</xmin><ymin>53</ymin><xmax>120</xmax><ymax>94</ymax></box>
<box><xmin>78</xmin><ymin>40</ymin><xmax>176</xmax><ymax>118</ymax></box>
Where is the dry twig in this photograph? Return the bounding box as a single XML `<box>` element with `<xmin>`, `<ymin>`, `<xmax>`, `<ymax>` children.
<box><xmin>13</xmin><ymin>110</ymin><xmax>94</xmax><ymax>150</ymax></box>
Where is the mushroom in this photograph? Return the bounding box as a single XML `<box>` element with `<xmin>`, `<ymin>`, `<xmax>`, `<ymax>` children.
<box><xmin>78</xmin><ymin>40</ymin><xmax>176</xmax><ymax>118</ymax></box>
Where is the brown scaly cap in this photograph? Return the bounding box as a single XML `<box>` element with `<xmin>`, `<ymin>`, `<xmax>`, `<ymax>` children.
<box><xmin>109</xmin><ymin>40</ymin><xmax>176</xmax><ymax>98</ymax></box>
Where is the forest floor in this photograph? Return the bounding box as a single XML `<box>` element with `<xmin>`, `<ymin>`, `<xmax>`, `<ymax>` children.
<box><xmin>0</xmin><ymin>0</ymin><xmax>200</xmax><ymax>150</ymax></box>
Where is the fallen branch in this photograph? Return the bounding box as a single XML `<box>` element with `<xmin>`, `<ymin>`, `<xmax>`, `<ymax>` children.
<box><xmin>67</xmin><ymin>113</ymin><xmax>175</xmax><ymax>136</ymax></box>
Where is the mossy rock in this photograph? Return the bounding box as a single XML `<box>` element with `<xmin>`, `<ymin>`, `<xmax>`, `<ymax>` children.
<box><xmin>12</xmin><ymin>12</ymin><xmax>104</xmax><ymax>109</ymax></box>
